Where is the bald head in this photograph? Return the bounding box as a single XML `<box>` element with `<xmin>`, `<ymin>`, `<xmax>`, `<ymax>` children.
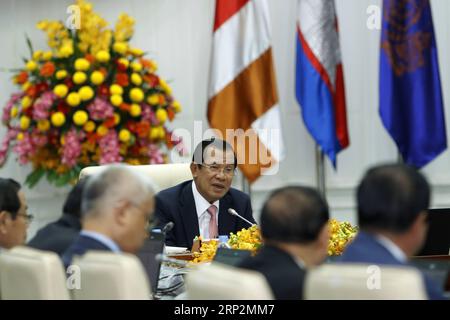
<box><xmin>260</xmin><ymin>186</ymin><xmax>329</xmax><ymax>244</ymax></box>
<box><xmin>82</xmin><ymin>165</ymin><xmax>155</xmax><ymax>218</ymax></box>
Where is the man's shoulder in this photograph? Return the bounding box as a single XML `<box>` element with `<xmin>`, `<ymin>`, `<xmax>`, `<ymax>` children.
<box><xmin>157</xmin><ymin>180</ymin><xmax>193</xmax><ymax>199</ymax></box>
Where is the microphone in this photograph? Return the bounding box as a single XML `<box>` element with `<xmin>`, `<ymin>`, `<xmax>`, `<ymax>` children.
<box><xmin>228</xmin><ymin>208</ymin><xmax>256</xmax><ymax>227</ymax></box>
<box><xmin>162</xmin><ymin>221</ymin><xmax>174</xmax><ymax>234</ymax></box>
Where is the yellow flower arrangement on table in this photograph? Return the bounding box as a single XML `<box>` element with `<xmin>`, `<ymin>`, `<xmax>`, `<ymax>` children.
<box><xmin>0</xmin><ymin>0</ymin><xmax>185</xmax><ymax>188</ymax></box>
<box><xmin>328</xmin><ymin>219</ymin><xmax>358</xmax><ymax>256</ymax></box>
<box><xmin>190</xmin><ymin>220</ymin><xmax>357</xmax><ymax>263</ymax></box>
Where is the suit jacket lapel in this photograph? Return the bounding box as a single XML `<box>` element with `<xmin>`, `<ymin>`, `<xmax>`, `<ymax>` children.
<box><xmin>179</xmin><ymin>181</ymin><xmax>200</xmax><ymax>246</ymax></box>
<box><xmin>218</xmin><ymin>193</ymin><xmax>236</xmax><ymax>235</ymax></box>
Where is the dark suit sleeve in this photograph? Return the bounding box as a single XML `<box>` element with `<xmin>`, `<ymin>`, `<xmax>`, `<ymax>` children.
<box><xmin>154</xmin><ymin>194</ymin><xmax>176</xmax><ymax>246</ymax></box>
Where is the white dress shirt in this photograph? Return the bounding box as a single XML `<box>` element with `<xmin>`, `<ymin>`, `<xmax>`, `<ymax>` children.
<box><xmin>192</xmin><ymin>181</ymin><xmax>219</xmax><ymax>239</ymax></box>
<box><xmin>375</xmin><ymin>234</ymin><xmax>408</xmax><ymax>263</ymax></box>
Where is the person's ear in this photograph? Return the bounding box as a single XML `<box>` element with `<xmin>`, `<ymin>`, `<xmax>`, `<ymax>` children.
<box><xmin>0</xmin><ymin>211</ymin><xmax>10</xmax><ymax>234</ymax></box>
<box><xmin>318</xmin><ymin>223</ymin><xmax>330</xmax><ymax>249</ymax></box>
<box><xmin>410</xmin><ymin>212</ymin><xmax>427</xmax><ymax>236</ymax></box>
<box><xmin>114</xmin><ymin>201</ymin><xmax>130</xmax><ymax>227</ymax></box>
<box><xmin>190</xmin><ymin>162</ymin><xmax>199</xmax><ymax>178</ymax></box>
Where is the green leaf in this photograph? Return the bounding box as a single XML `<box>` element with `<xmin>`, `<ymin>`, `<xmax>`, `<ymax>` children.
<box><xmin>46</xmin><ymin>170</ymin><xmax>58</xmax><ymax>183</ymax></box>
<box><xmin>55</xmin><ymin>172</ymin><xmax>71</xmax><ymax>187</ymax></box>
<box><xmin>25</xmin><ymin>168</ymin><xmax>45</xmax><ymax>188</ymax></box>
<box><xmin>25</xmin><ymin>33</ymin><xmax>34</xmax><ymax>58</ymax></box>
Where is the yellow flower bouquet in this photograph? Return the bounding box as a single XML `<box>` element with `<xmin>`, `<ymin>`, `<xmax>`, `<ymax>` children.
<box><xmin>191</xmin><ymin>220</ymin><xmax>357</xmax><ymax>263</ymax></box>
<box><xmin>0</xmin><ymin>0</ymin><xmax>184</xmax><ymax>187</ymax></box>
<box><xmin>328</xmin><ymin>219</ymin><xmax>358</xmax><ymax>256</ymax></box>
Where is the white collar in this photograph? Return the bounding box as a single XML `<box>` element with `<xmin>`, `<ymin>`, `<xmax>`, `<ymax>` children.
<box><xmin>192</xmin><ymin>181</ymin><xmax>220</xmax><ymax>218</ymax></box>
<box><xmin>375</xmin><ymin>234</ymin><xmax>408</xmax><ymax>263</ymax></box>
<box><xmin>80</xmin><ymin>230</ymin><xmax>121</xmax><ymax>253</ymax></box>
<box><xmin>294</xmin><ymin>256</ymin><xmax>306</xmax><ymax>270</ymax></box>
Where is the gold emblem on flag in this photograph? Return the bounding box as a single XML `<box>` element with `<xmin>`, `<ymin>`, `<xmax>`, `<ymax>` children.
<box><xmin>381</xmin><ymin>0</ymin><xmax>432</xmax><ymax>76</ymax></box>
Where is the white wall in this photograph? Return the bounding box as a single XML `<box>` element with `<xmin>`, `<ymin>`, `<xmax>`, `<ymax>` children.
<box><xmin>1</xmin><ymin>0</ymin><xmax>450</xmax><ymax>238</ymax></box>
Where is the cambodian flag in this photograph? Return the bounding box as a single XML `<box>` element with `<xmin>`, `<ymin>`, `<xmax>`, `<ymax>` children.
<box><xmin>380</xmin><ymin>0</ymin><xmax>446</xmax><ymax>168</ymax></box>
<box><xmin>295</xmin><ymin>0</ymin><xmax>349</xmax><ymax>166</ymax></box>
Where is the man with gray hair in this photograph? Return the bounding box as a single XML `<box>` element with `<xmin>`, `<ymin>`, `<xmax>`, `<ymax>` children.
<box><xmin>62</xmin><ymin>165</ymin><xmax>155</xmax><ymax>268</ymax></box>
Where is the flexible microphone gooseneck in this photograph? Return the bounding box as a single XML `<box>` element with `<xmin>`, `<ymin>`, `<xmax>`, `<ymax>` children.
<box><xmin>228</xmin><ymin>208</ymin><xmax>256</xmax><ymax>227</ymax></box>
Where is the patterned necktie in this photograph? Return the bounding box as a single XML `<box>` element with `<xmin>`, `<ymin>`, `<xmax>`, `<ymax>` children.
<box><xmin>207</xmin><ymin>205</ymin><xmax>218</xmax><ymax>239</ymax></box>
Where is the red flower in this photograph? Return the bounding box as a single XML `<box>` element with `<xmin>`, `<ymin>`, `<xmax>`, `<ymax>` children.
<box><xmin>104</xmin><ymin>117</ymin><xmax>115</xmax><ymax>129</ymax></box>
<box><xmin>64</xmin><ymin>78</ymin><xmax>74</xmax><ymax>90</ymax></box>
<box><xmin>119</xmin><ymin>103</ymin><xmax>131</xmax><ymax>112</ymax></box>
<box><xmin>126</xmin><ymin>121</ymin><xmax>137</xmax><ymax>133</ymax></box>
<box><xmin>26</xmin><ymin>86</ymin><xmax>37</xmax><ymax>98</ymax></box>
<box><xmin>167</xmin><ymin>108</ymin><xmax>175</xmax><ymax>121</ymax></box>
<box><xmin>116</xmin><ymin>73</ymin><xmax>129</xmax><ymax>87</ymax></box>
<box><xmin>136</xmin><ymin>121</ymin><xmax>150</xmax><ymax>138</ymax></box>
<box><xmin>87</xmin><ymin>132</ymin><xmax>98</xmax><ymax>144</ymax></box>
<box><xmin>85</xmin><ymin>54</ymin><xmax>95</xmax><ymax>64</ymax></box>
<box><xmin>116</xmin><ymin>59</ymin><xmax>127</xmax><ymax>72</ymax></box>
<box><xmin>36</xmin><ymin>82</ymin><xmax>49</xmax><ymax>93</ymax></box>
<box><xmin>40</xmin><ymin>62</ymin><xmax>55</xmax><ymax>77</ymax></box>
<box><xmin>57</xmin><ymin>101</ymin><xmax>70</xmax><ymax>114</ymax></box>
<box><xmin>130</xmin><ymin>145</ymin><xmax>140</xmax><ymax>156</ymax></box>
<box><xmin>16</xmin><ymin>71</ymin><xmax>28</xmax><ymax>84</ymax></box>
<box><xmin>98</xmin><ymin>85</ymin><xmax>109</xmax><ymax>96</ymax></box>
<box><xmin>144</xmin><ymin>74</ymin><xmax>159</xmax><ymax>87</ymax></box>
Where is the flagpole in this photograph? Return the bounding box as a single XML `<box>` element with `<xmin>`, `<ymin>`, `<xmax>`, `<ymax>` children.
<box><xmin>316</xmin><ymin>145</ymin><xmax>326</xmax><ymax>198</ymax></box>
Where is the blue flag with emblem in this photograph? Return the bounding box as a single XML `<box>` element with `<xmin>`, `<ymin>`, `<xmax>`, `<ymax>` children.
<box><xmin>380</xmin><ymin>0</ymin><xmax>446</xmax><ymax>167</ymax></box>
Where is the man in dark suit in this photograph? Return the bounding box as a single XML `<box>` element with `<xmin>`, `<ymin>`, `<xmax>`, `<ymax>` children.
<box><xmin>155</xmin><ymin>138</ymin><xmax>255</xmax><ymax>249</ymax></box>
<box><xmin>239</xmin><ymin>186</ymin><xmax>330</xmax><ymax>300</ymax></box>
<box><xmin>28</xmin><ymin>179</ymin><xmax>87</xmax><ymax>256</ymax></box>
<box><xmin>341</xmin><ymin>164</ymin><xmax>445</xmax><ymax>300</ymax></box>
<box><xmin>62</xmin><ymin>165</ymin><xmax>155</xmax><ymax>268</ymax></box>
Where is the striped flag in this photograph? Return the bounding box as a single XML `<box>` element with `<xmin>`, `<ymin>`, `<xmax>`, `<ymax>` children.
<box><xmin>295</xmin><ymin>0</ymin><xmax>349</xmax><ymax>166</ymax></box>
<box><xmin>208</xmin><ymin>0</ymin><xmax>284</xmax><ymax>183</ymax></box>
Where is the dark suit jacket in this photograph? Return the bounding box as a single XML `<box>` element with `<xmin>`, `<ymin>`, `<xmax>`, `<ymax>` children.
<box><xmin>155</xmin><ymin>180</ymin><xmax>255</xmax><ymax>249</ymax></box>
<box><xmin>340</xmin><ymin>231</ymin><xmax>445</xmax><ymax>300</ymax></box>
<box><xmin>28</xmin><ymin>214</ymin><xmax>81</xmax><ymax>256</ymax></box>
<box><xmin>61</xmin><ymin>234</ymin><xmax>112</xmax><ymax>268</ymax></box>
<box><xmin>239</xmin><ymin>245</ymin><xmax>306</xmax><ymax>300</ymax></box>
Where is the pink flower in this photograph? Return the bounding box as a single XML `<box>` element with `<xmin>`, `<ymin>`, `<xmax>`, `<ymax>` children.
<box><xmin>99</xmin><ymin>130</ymin><xmax>122</xmax><ymax>164</ymax></box>
<box><xmin>0</xmin><ymin>128</ymin><xmax>19</xmax><ymax>165</ymax></box>
<box><xmin>13</xmin><ymin>132</ymin><xmax>35</xmax><ymax>165</ymax></box>
<box><xmin>31</xmin><ymin>129</ymin><xmax>48</xmax><ymax>147</ymax></box>
<box><xmin>148</xmin><ymin>144</ymin><xmax>164</xmax><ymax>164</ymax></box>
<box><xmin>2</xmin><ymin>92</ymin><xmax>23</xmax><ymax>123</ymax></box>
<box><xmin>87</xmin><ymin>98</ymin><xmax>114</xmax><ymax>121</ymax></box>
<box><xmin>61</xmin><ymin>129</ymin><xmax>84</xmax><ymax>168</ymax></box>
<box><xmin>141</xmin><ymin>104</ymin><xmax>157</xmax><ymax>125</ymax></box>
<box><xmin>32</xmin><ymin>91</ymin><xmax>57</xmax><ymax>120</ymax></box>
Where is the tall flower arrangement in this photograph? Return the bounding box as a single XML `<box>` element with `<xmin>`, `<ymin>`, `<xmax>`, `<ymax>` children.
<box><xmin>0</xmin><ymin>0</ymin><xmax>184</xmax><ymax>187</ymax></box>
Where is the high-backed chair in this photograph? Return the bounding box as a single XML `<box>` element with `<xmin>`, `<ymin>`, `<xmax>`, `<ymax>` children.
<box><xmin>304</xmin><ymin>263</ymin><xmax>427</xmax><ymax>300</ymax></box>
<box><xmin>0</xmin><ymin>246</ymin><xmax>69</xmax><ymax>300</ymax></box>
<box><xmin>79</xmin><ymin>163</ymin><xmax>192</xmax><ymax>192</ymax></box>
<box><xmin>185</xmin><ymin>262</ymin><xmax>274</xmax><ymax>300</ymax></box>
<box><xmin>71</xmin><ymin>251</ymin><xmax>151</xmax><ymax>300</ymax></box>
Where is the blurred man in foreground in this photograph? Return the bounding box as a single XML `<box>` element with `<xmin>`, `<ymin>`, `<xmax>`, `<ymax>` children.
<box><xmin>239</xmin><ymin>186</ymin><xmax>330</xmax><ymax>299</ymax></box>
<box><xmin>62</xmin><ymin>165</ymin><xmax>155</xmax><ymax>267</ymax></box>
<box><xmin>341</xmin><ymin>163</ymin><xmax>445</xmax><ymax>300</ymax></box>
